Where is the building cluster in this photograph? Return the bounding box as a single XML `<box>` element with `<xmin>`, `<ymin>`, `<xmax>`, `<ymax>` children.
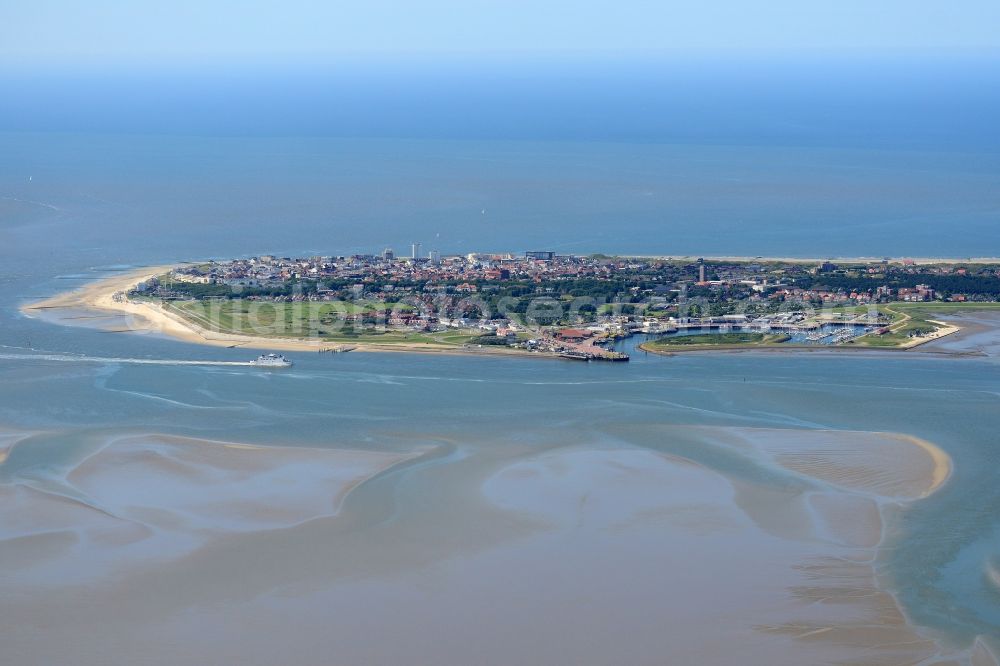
<box><xmin>896</xmin><ymin>284</ymin><xmax>936</xmax><ymax>301</ymax></box>
<box><xmin>169</xmin><ymin>251</ymin><xmax>652</xmax><ymax>292</ymax></box>
<box><xmin>160</xmin><ymin>251</ymin><xmax>996</xmax><ymax>313</ymax></box>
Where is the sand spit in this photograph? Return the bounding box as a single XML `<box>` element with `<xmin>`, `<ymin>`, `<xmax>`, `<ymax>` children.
<box><xmin>21</xmin><ymin>266</ymin><xmax>543</xmax><ymax>358</ymax></box>
<box><xmin>914</xmin><ymin>311</ymin><xmax>1000</xmax><ymax>358</ymax></box>
<box><xmin>693</xmin><ymin>426</ymin><xmax>952</xmax><ymax>500</ymax></box>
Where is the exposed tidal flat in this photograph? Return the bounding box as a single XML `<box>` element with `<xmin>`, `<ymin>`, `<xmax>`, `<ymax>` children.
<box><xmin>0</xmin><ymin>419</ymin><xmax>983</xmax><ymax>664</ymax></box>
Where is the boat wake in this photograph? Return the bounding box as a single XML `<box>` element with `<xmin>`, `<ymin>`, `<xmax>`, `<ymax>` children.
<box><xmin>0</xmin><ymin>351</ymin><xmax>252</xmax><ymax>367</ymax></box>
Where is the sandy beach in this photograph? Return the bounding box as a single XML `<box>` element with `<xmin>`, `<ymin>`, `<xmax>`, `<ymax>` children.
<box><xmin>21</xmin><ymin>266</ymin><xmax>549</xmax><ymax>358</ymax></box>
<box><xmin>912</xmin><ymin>310</ymin><xmax>1000</xmax><ymax>357</ymax></box>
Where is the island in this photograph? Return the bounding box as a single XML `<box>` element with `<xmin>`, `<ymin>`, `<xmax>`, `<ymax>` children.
<box><xmin>25</xmin><ymin>251</ymin><xmax>1000</xmax><ymax>360</ymax></box>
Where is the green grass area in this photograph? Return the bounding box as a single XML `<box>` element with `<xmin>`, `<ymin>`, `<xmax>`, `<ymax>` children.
<box><xmin>819</xmin><ymin>304</ymin><xmax>878</xmax><ymax>317</ymax></box>
<box><xmin>167</xmin><ymin>300</ymin><xmax>412</xmax><ymax>330</ymax></box>
<box><xmin>851</xmin><ymin>301</ymin><xmax>1000</xmax><ymax>347</ymax></box>
<box><xmin>887</xmin><ymin>301</ymin><xmax>1000</xmax><ymax>314</ymax></box>
<box><xmin>643</xmin><ymin>332</ymin><xmax>790</xmax><ymax>349</ymax></box>
<box><xmin>163</xmin><ymin>300</ymin><xmax>474</xmax><ymax>346</ymax></box>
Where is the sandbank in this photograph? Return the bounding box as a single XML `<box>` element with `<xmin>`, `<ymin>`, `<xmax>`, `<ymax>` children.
<box><xmin>478</xmin><ymin>425</ymin><xmax>973</xmax><ymax>664</ymax></box>
<box><xmin>0</xmin><ymin>429</ymin><xmax>432</xmax><ymax>582</ymax></box>
<box><xmin>2</xmin><ymin>421</ymin><xmax>992</xmax><ymax>665</ymax></box>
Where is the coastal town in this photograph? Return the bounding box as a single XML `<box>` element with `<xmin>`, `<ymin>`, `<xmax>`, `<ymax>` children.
<box><xmin>124</xmin><ymin>249</ymin><xmax>1000</xmax><ymax>359</ymax></box>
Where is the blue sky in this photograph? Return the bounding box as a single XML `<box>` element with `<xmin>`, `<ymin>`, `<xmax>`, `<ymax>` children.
<box><xmin>2</xmin><ymin>0</ymin><xmax>1000</xmax><ymax>64</ymax></box>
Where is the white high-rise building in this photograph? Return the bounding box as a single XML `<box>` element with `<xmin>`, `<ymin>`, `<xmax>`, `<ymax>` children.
<box><xmin>429</xmin><ymin>250</ymin><xmax>441</xmax><ymax>265</ymax></box>
<box><xmin>411</xmin><ymin>242</ymin><xmax>422</xmax><ymax>259</ymax></box>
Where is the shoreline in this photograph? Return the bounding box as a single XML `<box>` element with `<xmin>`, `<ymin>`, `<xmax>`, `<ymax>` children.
<box><xmin>905</xmin><ymin>433</ymin><xmax>953</xmax><ymax>496</ymax></box>
<box><xmin>22</xmin><ymin>265</ymin><xmax>993</xmax><ymax>361</ymax></box>
<box><xmin>20</xmin><ymin>266</ymin><xmax>557</xmax><ymax>360</ymax></box>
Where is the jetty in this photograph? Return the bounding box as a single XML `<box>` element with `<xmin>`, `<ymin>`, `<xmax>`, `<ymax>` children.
<box><xmin>319</xmin><ymin>345</ymin><xmax>355</xmax><ymax>353</ymax></box>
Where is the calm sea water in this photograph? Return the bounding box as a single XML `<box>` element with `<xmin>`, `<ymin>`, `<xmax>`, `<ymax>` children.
<box><xmin>3</xmin><ymin>132</ymin><xmax>999</xmax><ymax>261</ymax></box>
<box><xmin>1</xmin><ymin>129</ymin><xmax>999</xmax><ymax>651</ymax></box>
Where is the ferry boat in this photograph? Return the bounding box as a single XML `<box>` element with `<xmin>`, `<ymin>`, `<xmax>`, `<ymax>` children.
<box><xmin>251</xmin><ymin>353</ymin><xmax>293</xmax><ymax>368</ymax></box>
<box><xmin>558</xmin><ymin>350</ymin><xmax>630</xmax><ymax>362</ymax></box>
